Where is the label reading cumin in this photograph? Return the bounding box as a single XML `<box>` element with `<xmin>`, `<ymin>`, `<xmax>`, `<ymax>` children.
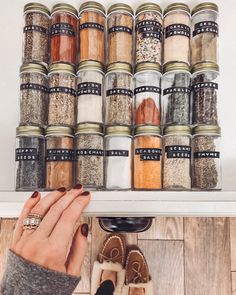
<box><xmin>193</xmin><ymin>21</ymin><xmax>218</xmax><ymax>37</ymax></box>
<box><xmin>106</xmin><ymin>88</ymin><xmax>133</xmax><ymax>98</ymax></box>
<box><xmin>166</xmin><ymin>145</ymin><xmax>191</xmax><ymax>159</ymax></box>
<box><xmin>24</xmin><ymin>25</ymin><xmax>48</xmax><ymax>34</ymax></box>
<box><xmin>80</xmin><ymin>22</ymin><xmax>104</xmax><ymax>31</ymax></box>
<box><xmin>15</xmin><ymin>148</ymin><xmax>39</xmax><ymax>161</ymax></box>
<box><xmin>51</xmin><ymin>23</ymin><xmax>75</xmax><ymax>37</ymax></box>
<box><xmin>108</xmin><ymin>26</ymin><xmax>132</xmax><ymax>34</ymax></box>
<box><xmin>134</xmin><ymin>86</ymin><xmax>161</xmax><ymax>95</ymax></box>
<box><xmin>165</xmin><ymin>24</ymin><xmax>190</xmax><ymax>38</ymax></box>
<box><xmin>46</xmin><ymin>149</ymin><xmax>74</xmax><ymax>161</ymax></box>
<box><xmin>106</xmin><ymin>150</ymin><xmax>129</xmax><ymax>157</ymax></box>
<box><xmin>135</xmin><ymin>148</ymin><xmax>162</xmax><ymax>161</ymax></box>
<box><xmin>194</xmin><ymin>151</ymin><xmax>220</xmax><ymax>158</ymax></box>
<box><xmin>77</xmin><ymin>82</ymin><xmax>101</xmax><ymax>96</ymax></box>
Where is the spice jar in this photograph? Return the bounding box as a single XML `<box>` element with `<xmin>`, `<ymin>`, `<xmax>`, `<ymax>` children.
<box><xmin>22</xmin><ymin>3</ymin><xmax>50</xmax><ymax>66</ymax></box>
<box><xmin>163</xmin><ymin>125</ymin><xmax>191</xmax><ymax>190</ymax></box>
<box><xmin>19</xmin><ymin>63</ymin><xmax>48</xmax><ymax>127</ymax></box>
<box><xmin>15</xmin><ymin>126</ymin><xmax>45</xmax><ymax>191</ymax></box>
<box><xmin>192</xmin><ymin>125</ymin><xmax>221</xmax><ymax>190</ymax></box>
<box><xmin>50</xmin><ymin>4</ymin><xmax>78</xmax><ymax>66</ymax></box>
<box><xmin>107</xmin><ymin>4</ymin><xmax>134</xmax><ymax>66</ymax></box>
<box><xmin>79</xmin><ymin>1</ymin><xmax>106</xmax><ymax>65</ymax></box>
<box><xmin>134</xmin><ymin>62</ymin><xmax>161</xmax><ymax>126</ymax></box>
<box><xmin>134</xmin><ymin>126</ymin><xmax>162</xmax><ymax>190</ymax></box>
<box><xmin>192</xmin><ymin>62</ymin><xmax>219</xmax><ymax>126</ymax></box>
<box><xmin>105</xmin><ymin>126</ymin><xmax>132</xmax><ymax>190</ymax></box>
<box><xmin>162</xmin><ymin>62</ymin><xmax>191</xmax><ymax>126</ymax></box>
<box><xmin>48</xmin><ymin>63</ymin><xmax>76</xmax><ymax>127</ymax></box>
<box><xmin>75</xmin><ymin>123</ymin><xmax>104</xmax><ymax>189</ymax></box>
<box><xmin>77</xmin><ymin>61</ymin><xmax>104</xmax><ymax>124</ymax></box>
<box><xmin>135</xmin><ymin>3</ymin><xmax>163</xmax><ymax>65</ymax></box>
<box><xmin>164</xmin><ymin>3</ymin><xmax>191</xmax><ymax>65</ymax></box>
<box><xmin>105</xmin><ymin>63</ymin><xmax>133</xmax><ymax>126</ymax></box>
<box><xmin>191</xmin><ymin>3</ymin><xmax>219</xmax><ymax>65</ymax></box>
<box><xmin>46</xmin><ymin>126</ymin><xmax>74</xmax><ymax>190</ymax></box>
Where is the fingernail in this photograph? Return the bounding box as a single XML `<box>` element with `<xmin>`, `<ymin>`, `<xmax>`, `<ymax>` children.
<box><xmin>31</xmin><ymin>191</ymin><xmax>39</xmax><ymax>198</ymax></box>
<box><xmin>81</xmin><ymin>191</ymin><xmax>90</xmax><ymax>196</ymax></box>
<box><xmin>57</xmin><ymin>187</ymin><xmax>66</xmax><ymax>192</ymax></box>
<box><xmin>81</xmin><ymin>223</ymin><xmax>89</xmax><ymax>237</ymax></box>
<box><xmin>73</xmin><ymin>183</ymin><xmax>82</xmax><ymax>190</ymax></box>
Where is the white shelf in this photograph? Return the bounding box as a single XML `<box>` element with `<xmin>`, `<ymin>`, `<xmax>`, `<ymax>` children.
<box><xmin>1</xmin><ymin>191</ymin><xmax>236</xmax><ymax>218</ymax></box>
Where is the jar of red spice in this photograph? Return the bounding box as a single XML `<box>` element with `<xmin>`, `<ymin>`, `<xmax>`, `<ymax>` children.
<box><xmin>50</xmin><ymin>4</ymin><xmax>78</xmax><ymax>66</ymax></box>
<box><xmin>79</xmin><ymin>1</ymin><xmax>106</xmax><ymax>65</ymax></box>
<box><xmin>134</xmin><ymin>125</ymin><xmax>162</xmax><ymax>190</ymax></box>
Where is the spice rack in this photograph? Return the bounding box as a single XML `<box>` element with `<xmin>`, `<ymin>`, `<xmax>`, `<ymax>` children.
<box><xmin>1</xmin><ymin>0</ymin><xmax>236</xmax><ymax>217</ymax></box>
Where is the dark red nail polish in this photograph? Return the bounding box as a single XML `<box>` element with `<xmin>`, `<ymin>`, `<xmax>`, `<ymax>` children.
<box><xmin>31</xmin><ymin>191</ymin><xmax>38</xmax><ymax>198</ymax></box>
<box><xmin>73</xmin><ymin>183</ymin><xmax>82</xmax><ymax>190</ymax></box>
<box><xmin>81</xmin><ymin>223</ymin><xmax>89</xmax><ymax>237</ymax></box>
<box><xmin>81</xmin><ymin>191</ymin><xmax>90</xmax><ymax>196</ymax></box>
<box><xmin>57</xmin><ymin>187</ymin><xmax>66</xmax><ymax>192</ymax></box>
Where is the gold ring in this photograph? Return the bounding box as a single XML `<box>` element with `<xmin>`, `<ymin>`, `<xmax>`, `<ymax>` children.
<box><xmin>23</xmin><ymin>213</ymin><xmax>43</xmax><ymax>230</ymax></box>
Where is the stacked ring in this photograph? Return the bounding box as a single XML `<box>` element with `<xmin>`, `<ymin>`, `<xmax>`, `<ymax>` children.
<box><xmin>23</xmin><ymin>213</ymin><xmax>43</xmax><ymax>230</ymax></box>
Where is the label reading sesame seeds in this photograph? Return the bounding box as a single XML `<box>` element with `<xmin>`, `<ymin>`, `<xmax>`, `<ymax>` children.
<box><xmin>20</xmin><ymin>83</ymin><xmax>48</xmax><ymax>93</ymax></box>
<box><xmin>51</xmin><ymin>23</ymin><xmax>75</xmax><ymax>37</ymax></box>
<box><xmin>80</xmin><ymin>22</ymin><xmax>104</xmax><ymax>31</ymax></box>
<box><xmin>24</xmin><ymin>25</ymin><xmax>48</xmax><ymax>34</ymax></box>
<box><xmin>166</xmin><ymin>146</ymin><xmax>191</xmax><ymax>159</ymax></box>
<box><xmin>163</xmin><ymin>87</ymin><xmax>191</xmax><ymax>96</ymax></box>
<box><xmin>134</xmin><ymin>86</ymin><xmax>161</xmax><ymax>95</ymax></box>
<box><xmin>135</xmin><ymin>148</ymin><xmax>162</xmax><ymax>161</ymax></box>
<box><xmin>108</xmin><ymin>26</ymin><xmax>132</xmax><ymax>34</ymax></box>
<box><xmin>165</xmin><ymin>24</ymin><xmax>190</xmax><ymax>39</ymax></box>
<box><xmin>191</xmin><ymin>82</ymin><xmax>218</xmax><ymax>91</ymax></box>
<box><xmin>106</xmin><ymin>88</ymin><xmax>133</xmax><ymax>98</ymax></box>
<box><xmin>46</xmin><ymin>149</ymin><xmax>74</xmax><ymax>161</ymax></box>
<box><xmin>194</xmin><ymin>151</ymin><xmax>220</xmax><ymax>158</ymax></box>
<box><xmin>49</xmin><ymin>87</ymin><xmax>76</xmax><ymax>97</ymax></box>
<box><xmin>106</xmin><ymin>150</ymin><xmax>129</xmax><ymax>157</ymax></box>
<box><xmin>77</xmin><ymin>82</ymin><xmax>101</xmax><ymax>96</ymax></box>
<box><xmin>76</xmin><ymin>149</ymin><xmax>104</xmax><ymax>159</ymax></box>
<box><xmin>136</xmin><ymin>20</ymin><xmax>162</xmax><ymax>40</ymax></box>
<box><xmin>193</xmin><ymin>21</ymin><xmax>218</xmax><ymax>37</ymax></box>
<box><xmin>15</xmin><ymin>148</ymin><xmax>39</xmax><ymax>161</ymax></box>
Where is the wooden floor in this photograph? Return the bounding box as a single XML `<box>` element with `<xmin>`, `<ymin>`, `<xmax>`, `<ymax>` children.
<box><xmin>0</xmin><ymin>217</ymin><xmax>236</xmax><ymax>295</ymax></box>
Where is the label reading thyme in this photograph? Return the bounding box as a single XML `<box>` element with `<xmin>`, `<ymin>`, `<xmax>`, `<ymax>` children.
<box><xmin>106</xmin><ymin>150</ymin><xmax>129</xmax><ymax>157</ymax></box>
<box><xmin>20</xmin><ymin>83</ymin><xmax>48</xmax><ymax>93</ymax></box>
<box><xmin>51</xmin><ymin>23</ymin><xmax>75</xmax><ymax>37</ymax></box>
<box><xmin>46</xmin><ymin>149</ymin><xmax>74</xmax><ymax>161</ymax></box>
<box><xmin>24</xmin><ymin>25</ymin><xmax>48</xmax><ymax>34</ymax></box>
<box><xmin>108</xmin><ymin>26</ymin><xmax>132</xmax><ymax>34</ymax></box>
<box><xmin>163</xmin><ymin>87</ymin><xmax>191</xmax><ymax>95</ymax></box>
<box><xmin>77</xmin><ymin>82</ymin><xmax>101</xmax><ymax>96</ymax></box>
<box><xmin>49</xmin><ymin>87</ymin><xmax>76</xmax><ymax>96</ymax></box>
<box><xmin>134</xmin><ymin>86</ymin><xmax>161</xmax><ymax>95</ymax></box>
<box><xmin>191</xmin><ymin>82</ymin><xmax>218</xmax><ymax>91</ymax></box>
<box><xmin>165</xmin><ymin>24</ymin><xmax>190</xmax><ymax>38</ymax></box>
<box><xmin>194</xmin><ymin>151</ymin><xmax>220</xmax><ymax>158</ymax></box>
<box><xmin>106</xmin><ymin>88</ymin><xmax>133</xmax><ymax>98</ymax></box>
<box><xmin>166</xmin><ymin>145</ymin><xmax>191</xmax><ymax>159</ymax></box>
<box><xmin>80</xmin><ymin>22</ymin><xmax>104</xmax><ymax>31</ymax></box>
<box><xmin>135</xmin><ymin>148</ymin><xmax>162</xmax><ymax>161</ymax></box>
<box><xmin>193</xmin><ymin>21</ymin><xmax>218</xmax><ymax>37</ymax></box>
<box><xmin>136</xmin><ymin>20</ymin><xmax>162</xmax><ymax>40</ymax></box>
<box><xmin>76</xmin><ymin>149</ymin><xmax>104</xmax><ymax>160</ymax></box>
<box><xmin>16</xmin><ymin>148</ymin><xmax>39</xmax><ymax>161</ymax></box>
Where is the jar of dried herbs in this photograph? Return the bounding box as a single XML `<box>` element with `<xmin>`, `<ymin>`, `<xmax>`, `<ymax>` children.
<box><xmin>134</xmin><ymin>62</ymin><xmax>161</xmax><ymax>126</ymax></box>
<box><xmin>191</xmin><ymin>3</ymin><xmax>219</xmax><ymax>65</ymax></box>
<box><xmin>105</xmin><ymin>63</ymin><xmax>133</xmax><ymax>126</ymax></box>
<box><xmin>48</xmin><ymin>63</ymin><xmax>76</xmax><ymax>127</ymax></box>
<box><xmin>77</xmin><ymin>61</ymin><xmax>104</xmax><ymax>124</ymax></box>
<box><xmin>19</xmin><ymin>63</ymin><xmax>48</xmax><ymax>127</ymax></box>
<box><xmin>163</xmin><ymin>125</ymin><xmax>191</xmax><ymax>190</ymax></box>
<box><xmin>15</xmin><ymin>126</ymin><xmax>45</xmax><ymax>191</ymax></box>
<box><xmin>75</xmin><ymin>123</ymin><xmax>104</xmax><ymax>189</ymax></box>
<box><xmin>192</xmin><ymin>62</ymin><xmax>219</xmax><ymax>126</ymax></box>
<box><xmin>135</xmin><ymin>3</ymin><xmax>163</xmax><ymax>65</ymax></box>
<box><xmin>164</xmin><ymin>3</ymin><xmax>190</xmax><ymax>65</ymax></box>
<box><xmin>50</xmin><ymin>4</ymin><xmax>78</xmax><ymax>66</ymax></box>
<box><xmin>134</xmin><ymin>125</ymin><xmax>162</xmax><ymax>190</ymax></box>
<box><xmin>107</xmin><ymin>3</ymin><xmax>134</xmax><ymax>66</ymax></box>
<box><xmin>192</xmin><ymin>125</ymin><xmax>221</xmax><ymax>190</ymax></box>
<box><xmin>79</xmin><ymin>1</ymin><xmax>106</xmax><ymax>65</ymax></box>
<box><xmin>105</xmin><ymin>126</ymin><xmax>132</xmax><ymax>190</ymax></box>
<box><xmin>46</xmin><ymin>126</ymin><xmax>74</xmax><ymax>190</ymax></box>
<box><xmin>162</xmin><ymin>62</ymin><xmax>191</xmax><ymax>126</ymax></box>
<box><xmin>23</xmin><ymin>3</ymin><xmax>50</xmax><ymax>66</ymax></box>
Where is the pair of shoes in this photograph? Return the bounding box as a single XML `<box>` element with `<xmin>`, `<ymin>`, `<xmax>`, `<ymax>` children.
<box><xmin>91</xmin><ymin>234</ymin><xmax>153</xmax><ymax>295</ymax></box>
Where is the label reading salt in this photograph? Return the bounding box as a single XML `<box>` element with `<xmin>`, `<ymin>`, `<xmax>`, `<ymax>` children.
<box><xmin>106</xmin><ymin>150</ymin><xmax>129</xmax><ymax>157</ymax></box>
<box><xmin>135</xmin><ymin>148</ymin><xmax>162</xmax><ymax>161</ymax></box>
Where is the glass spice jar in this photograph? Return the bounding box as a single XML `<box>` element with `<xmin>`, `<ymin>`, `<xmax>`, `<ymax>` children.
<box><xmin>162</xmin><ymin>62</ymin><xmax>191</xmax><ymax>126</ymax></box>
<box><xmin>46</xmin><ymin>126</ymin><xmax>74</xmax><ymax>190</ymax></box>
<box><xmin>50</xmin><ymin>4</ymin><xmax>78</xmax><ymax>66</ymax></box>
<box><xmin>134</xmin><ymin>125</ymin><xmax>162</xmax><ymax>190</ymax></box>
<box><xmin>192</xmin><ymin>62</ymin><xmax>219</xmax><ymax>126</ymax></box>
<box><xmin>107</xmin><ymin>3</ymin><xmax>134</xmax><ymax>66</ymax></box>
<box><xmin>192</xmin><ymin>125</ymin><xmax>221</xmax><ymax>190</ymax></box>
<box><xmin>135</xmin><ymin>3</ymin><xmax>163</xmax><ymax>65</ymax></box>
<box><xmin>134</xmin><ymin>62</ymin><xmax>161</xmax><ymax>126</ymax></box>
<box><xmin>22</xmin><ymin>3</ymin><xmax>50</xmax><ymax>66</ymax></box>
<box><xmin>105</xmin><ymin>63</ymin><xmax>133</xmax><ymax>126</ymax></box>
<box><xmin>75</xmin><ymin>123</ymin><xmax>104</xmax><ymax>189</ymax></box>
<box><xmin>77</xmin><ymin>61</ymin><xmax>104</xmax><ymax>124</ymax></box>
<box><xmin>19</xmin><ymin>63</ymin><xmax>48</xmax><ymax>127</ymax></box>
<box><xmin>48</xmin><ymin>63</ymin><xmax>76</xmax><ymax>127</ymax></box>
<box><xmin>191</xmin><ymin>3</ymin><xmax>219</xmax><ymax>65</ymax></box>
<box><xmin>105</xmin><ymin>126</ymin><xmax>132</xmax><ymax>190</ymax></box>
<box><xmin>15</xmin><ymin>126</ymin><xmax>45</xmax><ymax>191</ymax></box>
<box><xmin>163</xmin><ymin>3</ymin><xmax>191</xmax><ymax>65</ymax></box>
<box><xmin>163</xmin><ymin>125</ymin><xmax>191</xmax><ymax>190</ymax></box>
<box><xmin>79</xmin><ymin>1</ymin><xmax>106</xmax><ymax>65</ymax></box>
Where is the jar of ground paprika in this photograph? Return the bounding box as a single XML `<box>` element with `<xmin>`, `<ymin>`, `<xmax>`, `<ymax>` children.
<box><xmin>79</xmin><ymin>1</ymin><xmax>106</xmax><ymax>65</ymax></box>
<box><xmin>50</xmin><ymin>3</ymin><xmax>78</xmax><ymax>66</ymax></box>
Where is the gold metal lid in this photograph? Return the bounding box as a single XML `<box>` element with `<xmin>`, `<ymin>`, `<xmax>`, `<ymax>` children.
<box><xmin>136</xmin><ymin>3</ymin><xmax>162</xmax><ymax>15</ymax></box>
<box><xmin>192</xmin><ymin>62</ymin><xmax>219</xmax><ymax>73</ymax></box>
<box><xmin>24</xmin><ymin>3</ymin><xmax>50</xmax><ymax>15</ymax></box>
<box><xmin>107</xmin><ymin>62</ymin><xmax>132</xmax><ymax>74</ymax></box>
<box><xmin>77</xmin><ymin>61</ymin><xmax>104</xmax><ymax>73</ymax></box>
<box><xmin>108</xmin><ymin>3</ymin><xmax>134</xmax><ymax>15</ymax></box>
<box><xmin>79</xmin><ymin>1</ymin><xmax>106</xmax><ymax>14</ymax></box>
<box><xmin>164</xmin><ymin>125</ymin><xmax>191</xmax><ymax>135</ymax></box>
<box><xmin>20</xmin><ymin>63</ymin><xmax>47</xmax><ymax>75</ymax></box>
<box><xmin>163</xmin><ymin>62</ymin><xmax>190</xmax><ymax>74</ymax></box>
<box><xmin>52</xmin><ymin>3</ymin><xmax>78</xmax><ymax>17</ymax></box>
<box><xmin>75</xmin><ymin>123</ymin><xmax>103</xmax><ymax>135</ymax></box>
<box><xmin>46</xmin><ymin>126</ymin><xmax>74</xmax><ymax>137</ymax></box>
<box><xmin>193</xmin><ymin>125</ymin><xmax>221</xmax><ymax>135</ymax></box>
<box><xmin>135</xmin><ymin>62</ymin><xmax>161</xmax><ymax>74</ymax></box>
<box><xmin>135</xmin><ymin>125</ymin><xmax>161</xmax><ymax>135</ymax></box>
<box><xmin>192</xmin><ymin>2</ymin><xmax>218</xmax><ymax>15</ymax></box>
<box><xmin>49</xmin><ymin>63</ymin><xmax>75</xmax><ymax>74</ymax></box>
<box><xmin>164</xmin><ymin>3</ymin><xmax>190</xmax><ymax>16</ymax></box>
<box><xmin>106</xmin><ymin>126</ymin><xmax>131</xmax><ymax>136</ymax></box>
<box><xmin>16</xmin><ymin>126</ymin><xmax>44</xmax><ymax>136</ymax></box>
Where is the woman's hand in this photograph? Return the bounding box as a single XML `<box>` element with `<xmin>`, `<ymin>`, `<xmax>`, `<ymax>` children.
<box><xmin>11</xmin><ymin>185</ymin><xmax>91</xmax><ymax>276</ymax></box>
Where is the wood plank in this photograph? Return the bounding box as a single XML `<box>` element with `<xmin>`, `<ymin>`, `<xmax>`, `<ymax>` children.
<box><xmin>138</xmin><ymin>240</ymin><xmax>184</xmax><ymax>295</ymax></box>
<box><xmin>185</xmin><ymin>218</ymin><xmax>231</xmax><ymax>295</ymax></box>
<box><xmin>230</xmin><ymin>218</ymin><xmax>236</xmax><ymax>271</ymax></box>
<box><xmin>138</xmin><ymin>217</ymin><xmax>183</xmax><ymax>240</ymax></box>
<box><xmin>232</xmin><ymin>272</ymin><xmax>236</xmax><ymax>295</ymax></box>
